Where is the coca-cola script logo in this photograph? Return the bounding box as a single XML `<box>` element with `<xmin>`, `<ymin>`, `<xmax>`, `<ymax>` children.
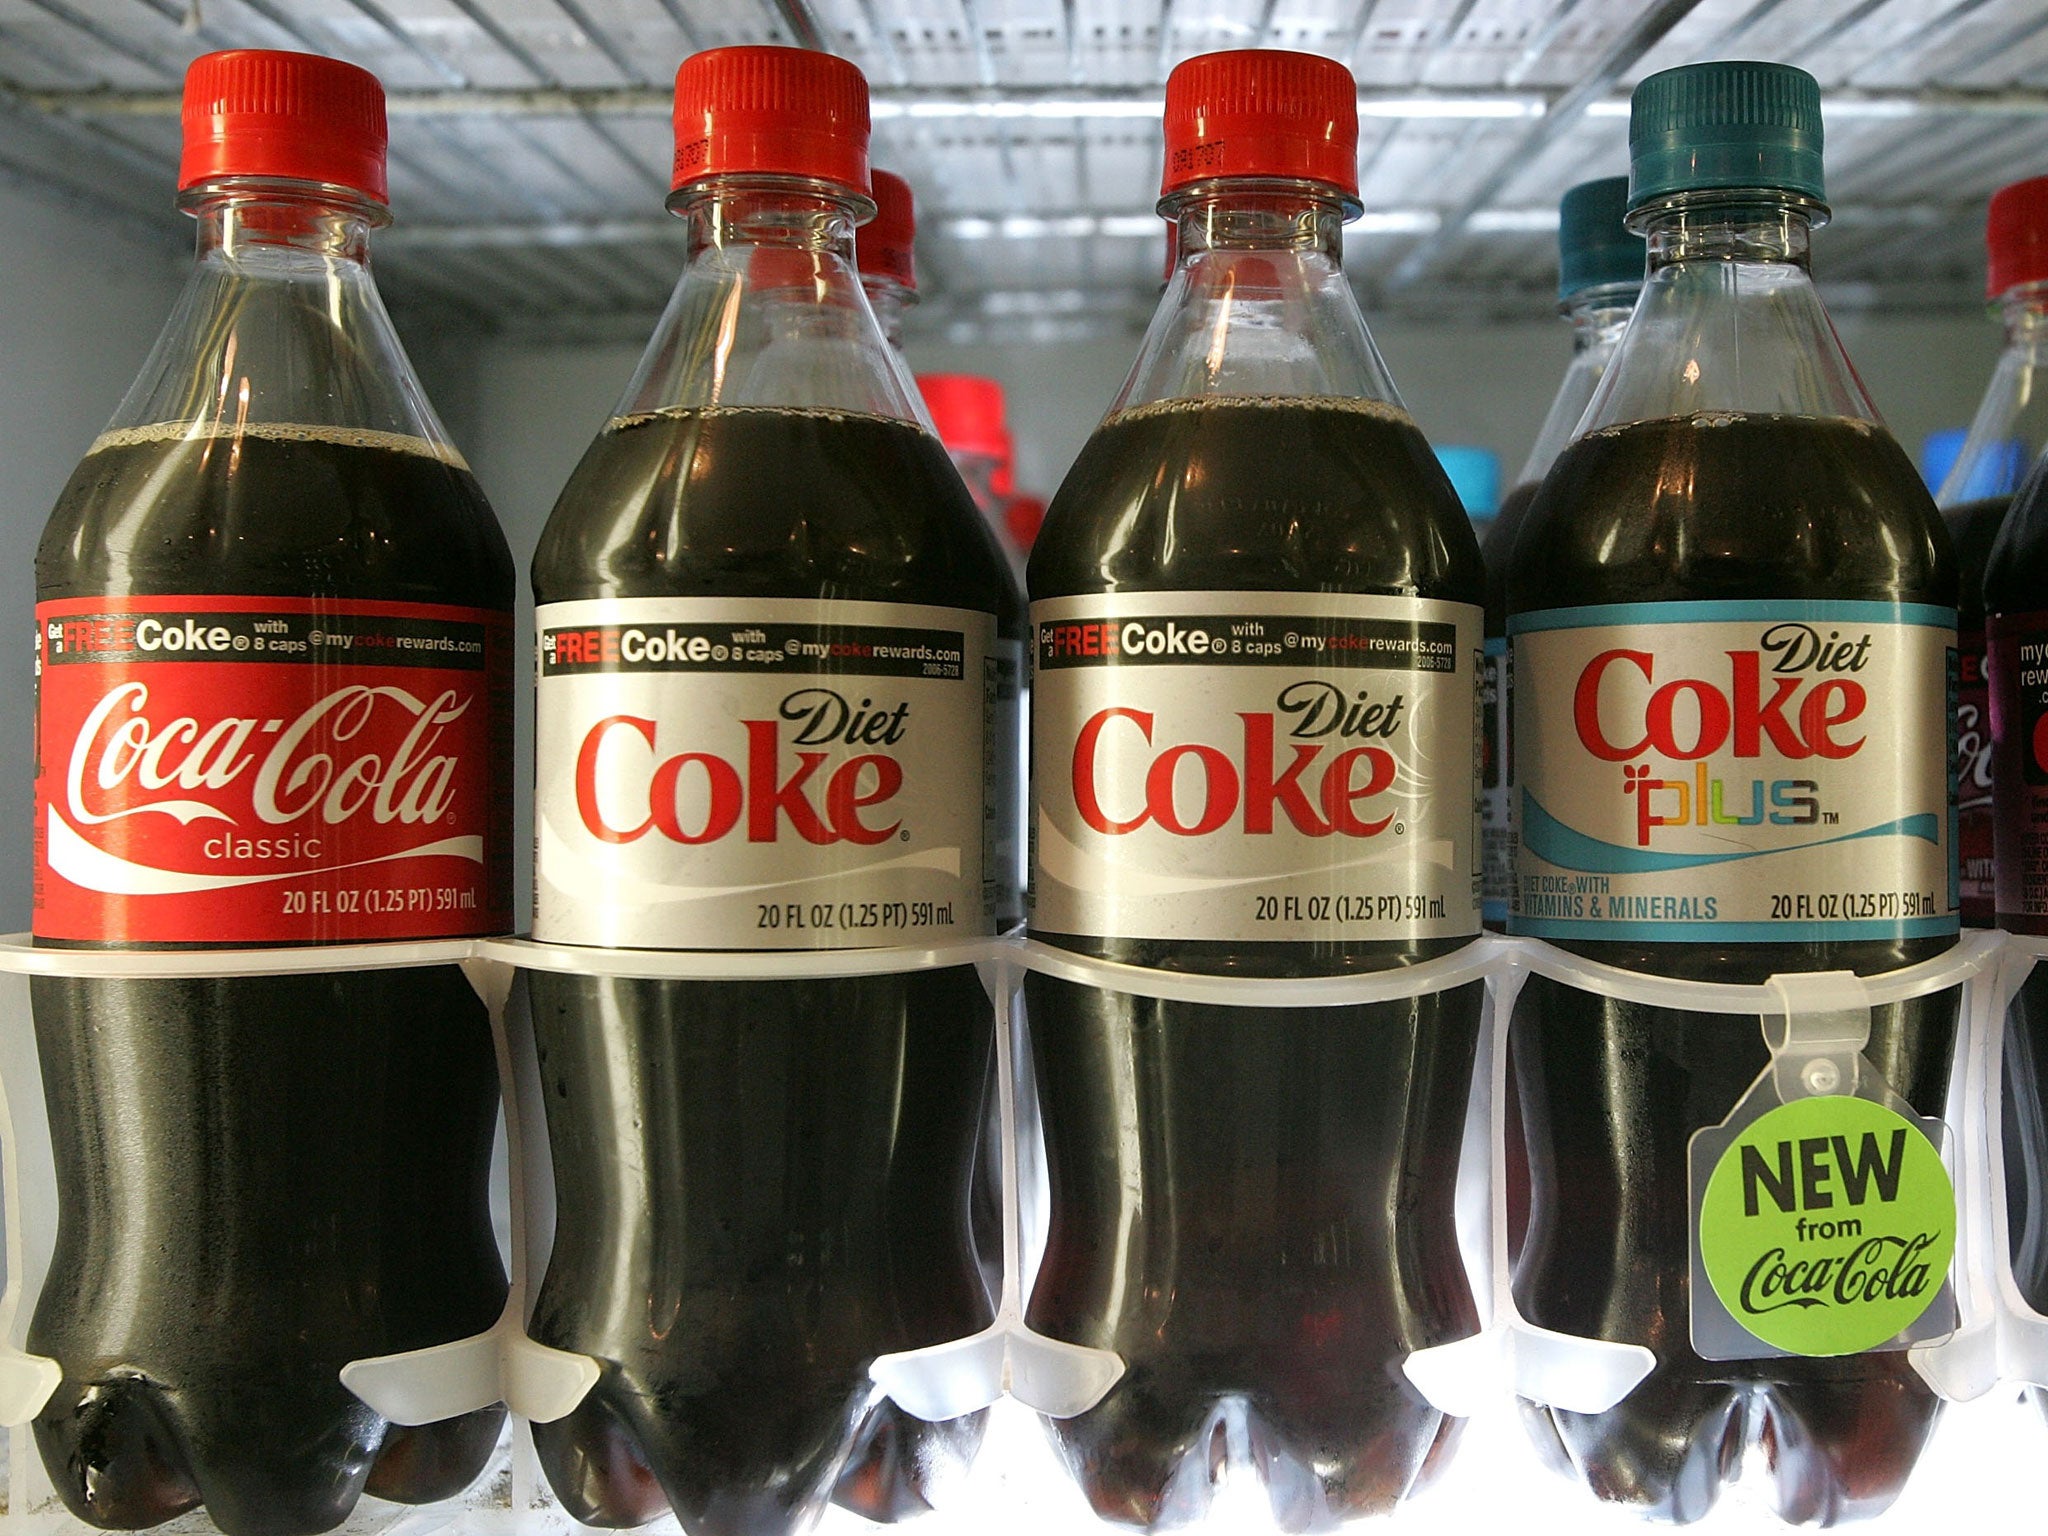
<box><xmin>68</xmin><ymin>681</ymin><xmax>471</xmax><ymax>836</ymax></box>
<box><xmin>1069</xmin><ymin>679</ymin><xmax>1405</xmax><ymax>839</ymax></box>
<box><xmin>1957</xmin><ymin>646</ymin><xmax>1993</xmax><ymax>812</ymax></box>
<box><xmin>575</xmin><ymin>687</ymin><xmax>910</xmax><ymax>847</ymax></box>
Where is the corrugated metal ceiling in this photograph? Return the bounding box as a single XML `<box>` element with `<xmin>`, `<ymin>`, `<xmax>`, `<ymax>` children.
<box><xmin>4</xmin><ymin>0</ymin><xmax>2047</xmax><ymax>339</ymax></box>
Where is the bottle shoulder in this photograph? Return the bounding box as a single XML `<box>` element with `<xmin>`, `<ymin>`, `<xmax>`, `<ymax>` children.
<box><xmin>1505</xmin><ymin>413</ymin><xmax>1954</xmax><ymax>615</ymax></box>
<box><xmin>1984</xmin><ymin>461</ymin><xmax>2048</xmax><ymax>618</ymax></box>
<box><xmin>35</xmin><ymin>424</ymin><xmax>513</xmax><ymax>610</ymax></box>
<box><xmin>1027</xmin><ymin>397</ymin><xmax>1483</xmax><ymax>607</ymax></box>
<box><xmin>531</xmin><ymin>406</ymin><xmax>1012</xmax><ymax>623</ymax></box>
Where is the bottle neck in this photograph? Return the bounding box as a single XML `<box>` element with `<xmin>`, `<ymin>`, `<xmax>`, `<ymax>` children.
<box><xmin>184</xmin><ymin>180</ymin><xmax>387</xmax><ymax>269</ymax></box>
<box><xmin>1167</xmin><ymin>180</ymin><xmax>1348</xmax><ymax>264</ymax></box>
<box><xmin>104</xmin><ymin>176</ymin><xmax>450</xmax><ymax>450</ymax></box>
<box><xmin>1639</xmin><ymin>196</ymin><xmax>1818</xmax><ymax>275</ymax></box>
<box><xmin>670</xmin><ymin>176</ymin><xmax>866</xmax><ymax>268</ymax></box>
<box><xmin>1577</xmin><ymin>188</ymin><xmax>1877</xmax><ymax>436</ymax></box>
<box><xmin>1512</xmin><ymin>286</ymin><xmax>1641</xmax><ymax>491</ymax></box>
<box><xmin>1936</xmin><ymin>281</ymin><xmax>2048</xmax><ymax>507</ymax></box>
<box><xmin>1565</xmin><ymin>289</ymin><xmax>1636</xmax><ymax>353</ymax></box>
<box><xmin>1112</xmin><ymin>178</ymin><xmax>1403</xmax><ymax>416</ymax></box>
<box><xmin>614</xmin><ymin>175</ymin><xmax>923</xmax><ymax>426</ymax></box>
<box><xmin>862</xmin><ymin>276</ymin><xmax>913</xmax><ymax>353</ymax></box>
<box><xmin>1998</xmin><ymin>283</ymin><xmax>2048</xmax><ymax>352</ymax></box>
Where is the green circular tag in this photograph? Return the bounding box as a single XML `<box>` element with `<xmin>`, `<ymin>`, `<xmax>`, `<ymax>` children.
<box><xmin>1698</xmin><ymin>1096</ymin><xmax>1954</xmax><ymax>1357</ymax></box>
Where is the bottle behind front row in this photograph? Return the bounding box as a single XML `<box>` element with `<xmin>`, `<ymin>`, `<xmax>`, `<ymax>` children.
<box><xmin>1946</xmin><ymin>175</ymin><xmax>2048</xmax><ymax>930</ymax></box>
<box><xmin>1481</xmin><ymin>175</ymin><xmax>1642</xmax><ymax>932</ymax></box>
<box><xmin>1978</xmin><ymin>178</ymin><xmax>2048</xmax><ymax>1437</ymax></box>
<box><xmin>1506</xmin><ymin>61</ymin><xmax>1958</xmax><ymax>1524</ymax></box>
<box><xmin>30</xmin><ymin>51</ymin><xmax>514</xmax><ymax>1536</ymax></box>
<box><xmin>1025</xmin><ymin>49</ymin><xmax>1485</xmax><ymax>1527</ymax></box>
<box><xmin>523</xmin><ymin>47</ymin><xmax>1007</xmax><ymax>1536</ymax></box>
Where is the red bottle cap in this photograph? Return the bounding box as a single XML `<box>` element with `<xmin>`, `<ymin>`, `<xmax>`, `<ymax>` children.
<box><xmin>179</xmin><ymin>50</ymin><xmax>387</xmax><ymax>203</ymax></box>
<box><xmin>859</xmin><ymin>169</ymin><xmax>917</xmax><ymax>290</ymax></box>
<box><xmin>1005</xmin><ymin>494</ymin><xmax>1045</xmax><ymax>552</ymax></box>
<box><xmin>918</xmin><ymin>374</ymin><xmax>1010</xmax><ymax>460</ymax></box>
<box><xmin>1161</xmin><ymin>49</ymin><xmax>1358</xmax><ymax>200</ymax></box>
<box><xmin>1988</xmin><ymin>175</ymin><xmax>2048</xmax><ymax>299</ymax></box>
<box><xmin>672</xmin><ymin>46</ymin><xmax>870</xmax><ymax>197</ymax></box>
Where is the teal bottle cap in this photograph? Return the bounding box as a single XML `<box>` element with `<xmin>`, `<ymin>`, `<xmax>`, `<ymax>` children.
<box><xmin>1558</xmin><ymin>176</ymin><xmax>1641</xmax><ymax>301</ymax></box>
<box><xmin>1628</xmin><ymin>60</ymin><xmax>1824</xmax><ymax>211</ymax></box>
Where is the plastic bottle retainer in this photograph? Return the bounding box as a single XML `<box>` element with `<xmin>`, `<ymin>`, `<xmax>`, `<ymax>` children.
<box><xmin>0</xmin><ymin>930</ymin><xmax>2016</xmax><ymax>1438</ymax></box>
<box><xmin>1469</xmin><ymin>933</ymin><xmax>2004</xmax><ymax>1417</ymax></box>
<box><xmin>1763</xmin><ymin>969</ymin><xmax>1873</xmax><ymax>1104</ymax></box>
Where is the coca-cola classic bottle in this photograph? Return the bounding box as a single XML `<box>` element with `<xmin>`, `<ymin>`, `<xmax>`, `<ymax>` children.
<box><xmin>524</xmin><ymin>47</ymin><xmax>1005</xmax><ymax>1536</ymax></box>
<box><xmin>30</xmin><ymin>51</ymin><xmax>514</xmax><ymax>1536</ymax></box>
<box><xmin>1026</xmin><ymin>49</ymin><xmax>1484</xmax><ymax>1527</ymax></box>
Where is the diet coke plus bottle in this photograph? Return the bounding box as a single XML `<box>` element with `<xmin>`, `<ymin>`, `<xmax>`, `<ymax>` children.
<box><xmin>30</xmin><ymin>51</ymin><xmax>514</xmax><ymax>1536</ymax></box>
<box><xmin>1508</xmin><ymin>63</ymin><xmax>1957</xmax><ymax>1523</ymax></box>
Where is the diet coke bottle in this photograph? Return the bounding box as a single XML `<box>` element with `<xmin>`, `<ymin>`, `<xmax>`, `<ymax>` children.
<box><xmin>1507</xmin><ymin>62</ymin><xmax>1958</xmax><ymax>1523</ymax></box>
<box><xmin>524</xmin><ymin>47</ymin><xmax>1006</xmax><ymax>1536</ymax></box>
<box><xmin>1025</xmin><ymin>49</ymin><xmax>1485</xmax><ymax>1527</ymax></box>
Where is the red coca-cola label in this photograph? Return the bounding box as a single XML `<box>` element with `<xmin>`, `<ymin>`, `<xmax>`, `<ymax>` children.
<box><xmin>34</xmin><ymin>596</ymin><xmax>512</xmax><ymax>945</ymax></box>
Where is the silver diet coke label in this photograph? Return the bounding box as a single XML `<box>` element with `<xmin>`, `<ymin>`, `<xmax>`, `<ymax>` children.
<box><xmin>534</xmin><ymin>597</ymin><xmax>994</xmax><ymax>949</ymax></box>
<box><xmin>1030</xmin><ymin>591</ymin><xmax>1482</xmax><ymax>943</ymax></box>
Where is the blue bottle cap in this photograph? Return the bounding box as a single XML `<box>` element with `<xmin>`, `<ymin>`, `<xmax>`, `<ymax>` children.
<box><xmin>1628</xmin><ymin>60</ymin><xmax>1824</xmax><ymax>212</ymax></box>
<box><xmin>1435</xmin><ymin>445</ymin><xmax>1499</xmax><ymax>518</ymax></box>
<box><xmin>1924</xmin><ymin>428</ymin><xmax>2030</xmax><ymax>501</ymax></box>
<box><xmin>1558</xmin><ymin>176</ymin><xmax>1641</xmax><ymax>301</ymax></box>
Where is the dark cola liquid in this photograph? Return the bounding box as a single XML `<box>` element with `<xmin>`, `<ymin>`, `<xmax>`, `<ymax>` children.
<box><xmin>1483</xmin><ymin>481</ymin><xmax>1534</xmax><ymax>650</ymax></box>
<box><xmin>528</xmin><ymin>405</ymin><xmax>1003</xmax><ymax>1536</ymax></box>
<box><xmin>1950</xmin><ymin>495</ymin><xmax>2006</xmax><ymax>927</ymax></box>
<box><xmin>1985</xmin><ymin>462</ymin><xmax>2048</xmax><ymax>1426</ymax></box>
<box><xmin>1484</xmin><ymin>483</ymin><xmax>1537</xmax><ymax>1255</ymax></box>
<box><xmin>1480</xmin><ymin>482</ymin><xmax>1534</xmax><ymax>937</ymax></box>
<box><xmin>1506</xmin><ymin>412</ymin><xmax>1957</xmax><ymax>1523</ymax></box>
<box><xmin>31</xmin><ymin>424</ymin><xmax>513</xmax><ymax>1536</ymax></box>
<box><xmin>1025</xmin><ymin>395</ymin><xmax>1484</xmax><ymax>1526</ymax></box>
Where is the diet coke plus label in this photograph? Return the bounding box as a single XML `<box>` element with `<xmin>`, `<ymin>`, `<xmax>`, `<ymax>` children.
<box><xmin>533</xmin><ymin>597</ymin><xmax>993</xmax><ymax>949</ymax></box>
<box><xmin>34</xmin><ymin>596</ymin><xmax>513</xmax><ymax>944</ymax></box>
<box><xmin>1030</xmin><ymin>591</ymin><xmax>1482</xmax><ymax>943</ymax></box>
<box><xmin>1512</xmin><ymin>601</ymin><xmax>1957</xmax><ymax>941</ymax></box>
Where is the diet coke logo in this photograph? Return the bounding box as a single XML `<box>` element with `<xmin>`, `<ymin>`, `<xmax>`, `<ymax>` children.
<box><xmin>574</xmin><ymin>687</ymin><xmax>909</xmax><ymax>848</ymax></box>
<box><xmin>1069</xmin><ymin>679</ymin><xmax>1404</xmax><ymax>839</ymax></box>
<box><xmin>1573</xmin><ymin>625</ymin><xmax>1871</xmax><ymax>764</ymax></box>
<box><xmin>66</xmin><ymin>681</ymin><xmax>471</xmax><ymax>831</ymax></box>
